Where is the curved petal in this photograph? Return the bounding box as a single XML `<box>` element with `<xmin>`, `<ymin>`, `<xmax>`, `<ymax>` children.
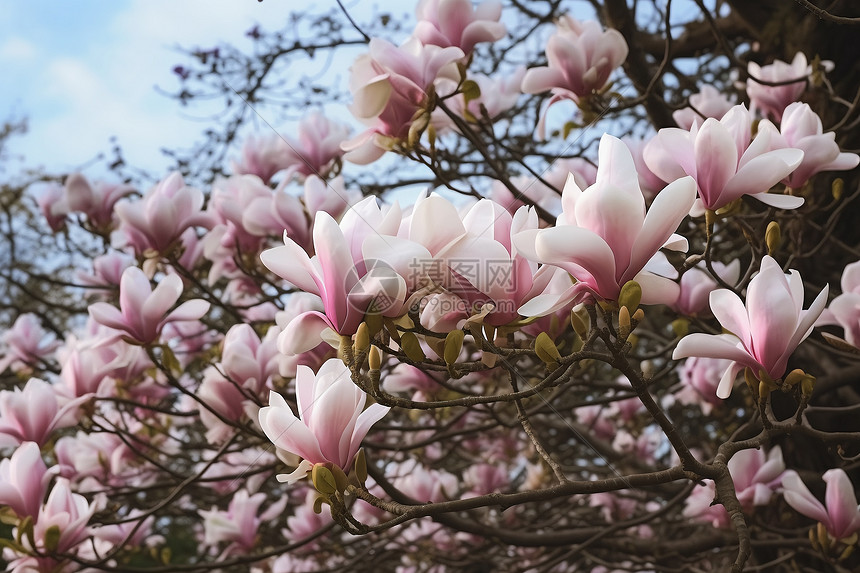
<box><xmin>278</xmin><ymin>311</ymin><xmax>332</xmax><ymax>355</ymax></box>
<box><xmin>533</xmin><ymin>226</ymin><xmax>618</xmax><ymax>298</ymax></box>
<box><xmin>782</xmin><ymin>470</ymin><xmax>829</xmax><ymax>525</ymax></box>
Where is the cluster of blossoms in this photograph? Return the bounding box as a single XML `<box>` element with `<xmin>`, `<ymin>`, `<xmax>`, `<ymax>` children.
<box><xmin>3</xmin><ymin>1</ymin><xmax>860</xmax><ymax>572</ymax></box>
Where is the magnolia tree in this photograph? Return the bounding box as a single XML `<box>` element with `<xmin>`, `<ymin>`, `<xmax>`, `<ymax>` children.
<box><xmin>3</xmin><ymin>0</ymin><xmax>860</xmax><ymax>571</ymax></box>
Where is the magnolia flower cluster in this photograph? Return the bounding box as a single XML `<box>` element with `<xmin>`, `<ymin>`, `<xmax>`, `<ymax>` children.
<box><xmin>4</xmin><ymin>2</ymin><xmax>860</xmax><ymax>571</ymax></box>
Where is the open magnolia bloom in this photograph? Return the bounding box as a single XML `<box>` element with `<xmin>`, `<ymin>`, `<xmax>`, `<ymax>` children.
<box><xmin>513</xmin><ymin>134</ymin><xmax>696</xmax><ymax>316</ymax></box>
<box><xmin>673</xmin><ymin>256</ymin><xmax>828</xmax><ymax>399</ymax></box>
<box><xmin>644</xmin><ymin>105</ymin><xmax>805</xmax><ymax>213</ymax></box>
<box><xmin>258</xmin><ymin>359</ymin><xmax>389</xmax><ymax>484</ymax></box>
<box><xmin>88</xmin><ymin>266</ymin><xmax>210</xmax><ymax>345</ymax></box>
<box><xmin>817</xmin><ymin>260</ymin><xmax>860</xmax><ymax>349</ymax></box>
<box><xmin>413</xmin><ymin>0</ymin><xmax>506</xmax><ymax>55</ymax></box>
<box><xmin>260</xmin><ymin>196</ymin><xmax>407</xmax><ymax>354</ymax></box>
<box><xmin>782</xmin><ymin>468</ymin><xmax>860</xmax><ymax>540</ymax></box>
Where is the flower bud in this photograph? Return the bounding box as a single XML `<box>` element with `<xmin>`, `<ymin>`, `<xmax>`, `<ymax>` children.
<box><xmin>311</xmin><ymin>464</ymin><xmax>337</xmax><ymax>495</ymax></box>
<box><xmin>765</xmin><ymin>221</ymin><xmax>781</xmax><ymax>256</ymax></box>
<box><xmin>570</xmin><ymin>308</ymin><xmax>589</xmax><ymax>339</ymax></box>
<box><xmin>368</xmin><ymin>346</ymin><xmax>382</xmax><ymax>371</ymax></box>
<box><xmin>617</xmin><ymin>305</ymin><xmax>631</xmax><ymax>341</ymax></box>
<box><xmin>618</xmin><ymin>280</ymin><xmax>642</xmax><ymax>313</ymax></box>
<box><xmin>354</xmin><ymin>322</ymin><xmax>370</xmax><ymax>356</ymax></box>
<box><xmin>671</xmin><ymin>318</ymin><xmax>689</xmax><ymax>339</ymax></box>
<box><xmin>444</xmin><ymin>330</ymin><xmax>465</xmax><ymax>365</ymax></box>
<box><xmin>534</xmin><ymin>332</ymin><xmax>561</xmax><ymax>366</ymax></box>
<box><xmin>833</xmin><ymin>178</ymin><xmax>844</xmax><ymax>201</ymax></box>
<box><xmin>400</xmin><ymin>331</ymin><xmax>426</xmax><ymax>362</ymax></box>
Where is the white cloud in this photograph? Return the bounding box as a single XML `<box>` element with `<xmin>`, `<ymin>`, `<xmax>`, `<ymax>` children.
<box><xmin>8</xmin><ymin>0</ymin><xmax>303</xmax><ymax>175</ymax></box>
<box><xmin>0</xmin><ymin>37</ymin><xmax>36</xmax><ymax>62</ymax></box>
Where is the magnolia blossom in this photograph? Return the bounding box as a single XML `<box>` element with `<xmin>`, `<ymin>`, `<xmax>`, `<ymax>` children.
<box><xmin>758</xmin><ymin>102</ymin><xmax>859</xmax><ymax>189</ymax></box>
<box><xmin>414</xmin><ymin>0</ymin><xmax>506</xmax><ymax>55</ymax></box>
<box><xmin>199</xmin><ymin>488</ymin><xmax>287</xmax><ymax>554</ymax></box>
<box><xmin>817</xmin><ymin>260</ymin><xmax>860</xmax><ymax>348</ymax></box>
<box><xmin>0</xmin><ymin>442</ymin><xmax>55</xmax><ymax>519</ymax></box>
<box><xmin>76</xmin><ymin>252</ymin><xmax>134</xmax><ymax>291</ymax></box>
<box><xmin>64</xmin><ymin>173</ymin><xmax>134</xmax><ymax>230</ymax></box>
<box><xmin>368</xmin><ymin>194</ymin><xmax>557</xmax><ymax>329</ymax></box>
<box><xmin>622</xmin><ymin>136</ymin><xmax>666</xmax><ymax>200</ymax></box>
<box><xmin>673</xmin><ymin>256</ymin><xmax>828</xmax><ymax>398</ymax></box>
<box><xmin>114</xmin><ymin>171</ymin><xmax>213</xmax><ymax>254</ymax></box>
<box><xmin>672</xmin><ymin>85</ymin><xmax>735</xmax><ymax>130</ymax></box>
<box><xmin>232</xmin><ymin>112</ymin><xmax>351</xmax><ymax>183</ymax></box>
<box><xmin>746</xmin><ymin>52</ymin><xmax>816</xmax><ymax>121</ymax></box>
<box><xmin>258</xmin><ymin>358</ymin><xmax>390</xmax><ymax>483</ymax></box>
<box><xmin>0</xmin><ymin>378</ymin><xmax>84</xmax><ymax>448</ymax></box>
<box><xmin>342</xmin><ymin>37</ymin><xmax>464</xmax><ymax>164</ymax></box>
<box><xmin>261</xmin><ymin>196</ymin><xmax>407</xmax><ymax>354</ymax></box>
<box><xmin>388</xmin><ymin>459</ymin><xmax>458</xmax><ymax>502</ymax></box>
<box><xmin>89</xmin><ymin>266</ymin><xmax>210</xmax><ymax>345</ymax></box>
<box><xmin>29</xmin><ymin>478</ymin><xmax>94</xmax><ymax>554</ymax></box>
<box><xmin>35</xmin><ymin>183</ymin><xmax>68</xmax><ymax>232</ymax></box>
<box><xmin>783</xmin><ymin>468</ymin><xmax>860</xmax><ymax>540</ymax></box>
<box><xmin>673</xmin><ymin>260</ymin><xmax>741</xmax><ymax>317</ymax></box>
<box><xmin>644</xmin><ymin>105</ymin><xmax>805</xmax><ymax>213</ymax></box>
<box><xmin>676</xmin><ymin>356</ymin><xmax>733</xmax><ymax>413</ymax></box>
<box><xmin>433</xmin><ymin>67</ymin><xmax>525</xmax><ymax>133</ymax></box>
<box><xmin>521</xmin><ymin>16</ymin><xmax>628</xmax><ymax>137</ymax></box>
<box><xmin>0</xmin><ymin>313</ymin><xmax>60</xmax><ymax>374</ymax></box>
<box><xmin>685</xmin><ymin>446</ymin><xmax>785</xmax><ymax>527</ymax></box>
<box><xmin>513</xmin><ymin>134</ymin><xmax>696</xmax><ymax>315</ymax></box>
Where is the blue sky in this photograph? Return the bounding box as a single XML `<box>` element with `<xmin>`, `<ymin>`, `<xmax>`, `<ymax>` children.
<box><xmin>0</xmin><ymin>1</ymin><xmax>301</xmax><ymax>175</ymax></box>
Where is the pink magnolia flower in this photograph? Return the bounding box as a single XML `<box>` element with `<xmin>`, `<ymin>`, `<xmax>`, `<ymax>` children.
<box><xmin>644</xmin><ymin>105</ymin><xmax>805</xmax><ymax>213</ymax></box>
<box><xmin>199</xmin><ymin>488</ymin><xmax>287</xmax><ymax>554</ymax></box>
<box><xmin>258</xmin><ymin>358</ymin><xmax>389</xmax><ymax>483</ymax></box>
<box><xmin>232</xmin><ymin>134</ymin><xmax>292</xmax><ymax>184</ymax></box>
<box><xmin>0</xmin><ymin>313</ymin><xmax>60</xmax><ymax>374</ymax></box>
<box><xmin>433</xmin><ymin>67</ymin><xmax>525</xmax><ymax>133</ymax></box>
<box><xmin>342</xmin><ymin>37</ymin><xmax>464</xmax><ymax>164</ymax></box>
<box><xmin>685</xmin><ymin>446</ymin><xmax>785</xmax><ymax>527</ymax></box>
<box><xmin>673</xmin><ymin>260</ymin><xmax>741</xmax><ymax>317</ymax></box>
<box><xmin>64</xmin><ymin>173</ymin><xmax>134</xmax><ymax>231</ymax></box>
<box><xmin>114</xmin><ymin>172</ymin><xmax>213</xmax><ymax>255</ymax></box>
<box><xmin>622</xmin><ymin>136</ymin><xmax>666</xmax><ymax>201</ymax></box>
<box><xmin>209</xmin><ymin>175</ymin><xmax>277</xmax><ymax>253</ymax></box>
<box><xmin>676</xmin><ymin>356</ymin><xmax>734</xmax><ymax>413</ymax></box>
<box><xmin>0</xmin><ymin>442</ymin><xmax>55</xmax><ymax>519</ymax></box>
<box><xmin>55</xmin><ymin>430</ymin><xmax>129</xmax><ymax>486</ymax></box>
<box><xmin>732</xmin><ymin>446</ymin><xmax>786</xmax><ymax>508</ymax></box>
<box><xmin>521</xmin><ymin>16</ymin><xmax>628</xmax><ymax>136</ymax></box>
<box><xmin>388</xmin><ymin>459</ymin><xmax>458</xmax><ymax>502</ymax></box>
<box><xmin>0</xmin><ymin>378</ymin><xmax>83</xmax><ymax>448</ymax></box>
<box><xmin>817</xmin><ymin>260</ymin><xmax>860</xmax><ymax>348</ymax></box>
<box><xmin>746</xmin><ymin>52</ymin><xmax>818</xmax><ymax>122</ymax></box>
<box><xmin>88</xmin><ymin>266</ymin><xmax>210</xmax><ymax>345</ymax></box>
<box><xmin>782</xmin><ymin>468</ymin><xmax>860</xmax><ymax>539</ymax></box>
<box><xmin>29</xmin><ymin>477</ymin><xmax>94</xmax><ymax>554</ymax></box>
<box><xmin>76</xmin><ymin>252</ymin><xmax>135</xmax><ymax>291</ymax></box>
<box><xmin>198</xmin><ymin>366</ymin><xmax>253</xmax><ymax>444</ymax></box>
<box><xmin>672</xmin><ymin>85</ymin><xmax>736</xmax><ymax>130</ymax></box>
<box><xmin>513</xmin><ymin>134</ymin><xmax>696</xmax><ymax>315</ymax></box>
<box><xmin>283</xmin><ymin>490</ymin><xmax>332</xmax><ymax>547</ymax></box>
<box><xmin>414</xmin><ymin>0</ymin><xmax>506</xmax><ymax>55</ymax></box>
<box><xmin>242</xmin><ymin>175</ymin><xmax>359</xmax><ymax>253</ymax></box>
<box><xmin>35</xmin><ymin>183</ymin><xmax>68</xmax><ymax>232</ymax></box>
<box><xmin>221</xmin><ymin>324</ymin><xmax>282</xmax><ymax>396</ymax></box>
<box><xmin>759</xmin><ymin>102</ymin><xmax>859</xmax><ymax>189</ymax></box>
<box><xmin>673</xmin><ymin>255</ymin><xmax>828</xmax><ymax>399</ymax></box>
<box><xmin>234</xmin><ymin>112</ymin><xmax>351</xmax><ymax>183</ymax></box>
<box><xmin>260</xmin><ymin>196</ymin><xmax>406</xmax><ymax>354</ymax></box>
